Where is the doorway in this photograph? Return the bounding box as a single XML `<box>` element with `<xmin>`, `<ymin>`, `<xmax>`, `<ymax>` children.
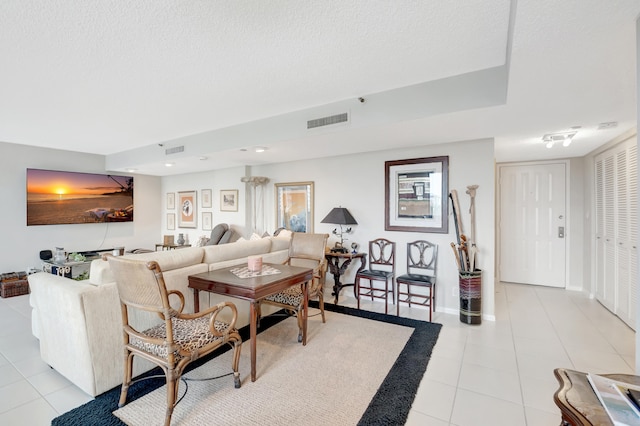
<box><xmin>498</xmin><ymin>161</ymin><xmax>568</xmax><ymax>287</ymax></box>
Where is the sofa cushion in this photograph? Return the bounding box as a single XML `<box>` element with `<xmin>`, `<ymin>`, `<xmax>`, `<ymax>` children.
<box><xmin>202</xmin><ymin>239</ymin><xmax>272</xmax><ymax>264</ymax></box>
<box><xmin>270</xmin><ymin>236</ymin><xmax>291</xmax><ymax>252</ymax></box>
<box><xmin>89</xmin><ymin>259</ymin><xmax>114</xmax><ymax>286</ymax></box>
<box><xmin>124</xmin><ymin>247</ymin><xmax>205</xmax><ymax>272</ymax></box>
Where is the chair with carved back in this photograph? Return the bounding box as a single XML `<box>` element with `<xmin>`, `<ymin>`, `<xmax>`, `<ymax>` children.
<box><xmin>396</xmin><ymin>240</ymin><xmax>438</xmax><ymax>321</ymax></box>
<box><xmin>107</xmin><ymin>255</ymin><xmax>242</xmax><ymax>426</ymax></box>
<box><xmin>258</xmin><ymin>232</ymin><xmax>329</xmax><ymax>342</ymax></box>
<box><xmin>355</xmin><ymin>238</ymin><xmax>396</xmax><ymax>314</ymax></box>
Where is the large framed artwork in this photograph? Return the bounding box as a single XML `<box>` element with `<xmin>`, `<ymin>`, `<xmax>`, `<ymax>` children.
<box><xmin>275</xmin><ymin>181</ymin><xmax>314</xmax><ymax>233</ymax></box>
<box><xmin>178</xmin><ymin>191</ymin><xmax>197</xmax><ymax>228</ymax></box>
<box><xmin>385</xmin><ymin>156</ymin><xmax>449</xmax><ymax>233</ymax></box>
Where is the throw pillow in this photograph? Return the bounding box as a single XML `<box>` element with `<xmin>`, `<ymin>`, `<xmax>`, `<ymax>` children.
<box><xmin>207</xmin><ymin>223</ymin><xmax>228</xmax><ymax>245</ymax></box>
<box><xmin>275</xmin><ymin>229</ymin><xmax>292</xmax><ymax>239</ymax></box>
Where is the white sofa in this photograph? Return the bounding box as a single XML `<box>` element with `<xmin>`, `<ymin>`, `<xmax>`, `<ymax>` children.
<box><xmin>28</xmin><ymin>237</ymin><xmax>290</xmax><ymax>397</ymax></box>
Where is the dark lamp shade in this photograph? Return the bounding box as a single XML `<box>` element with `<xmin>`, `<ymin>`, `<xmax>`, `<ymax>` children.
<box><xmin>321</xmin><ymin>207</ymin><xmax>358</xmax><ymax>225</ymax></box>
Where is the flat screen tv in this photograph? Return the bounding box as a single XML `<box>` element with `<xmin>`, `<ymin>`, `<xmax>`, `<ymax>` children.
<box><xmin>27</xmin><ymin>168</ymin><xmax>134</xmax><ymax>226</ymax></box>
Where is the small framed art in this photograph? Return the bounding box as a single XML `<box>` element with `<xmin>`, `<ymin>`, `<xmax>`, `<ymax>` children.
<box><xmin>201</xmin><ymin>189</ymin><xmax>212</xmax><ymax>208</ymax></box>
<box><xmin>220</xmin><ymin>189</ymin><xmax>239</xmax><ymax>212</ymax></box>
<box><xmin>167</xmin><ymin>213</ymin><xmax>175</xmax><ymax>230</ymax></box>
<box><xmin>202</xmin><ymin>212</ymin><xmax>213</xmax><ymax>231</ymax></box>
<box><xmin>167</xmin><ymin>192</ymin><xmax>175</xmax><ymax>210</ymax></box>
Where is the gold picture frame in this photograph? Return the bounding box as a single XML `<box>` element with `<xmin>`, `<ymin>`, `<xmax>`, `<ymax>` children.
<box><xmin>275</xmin><ymin>181</ymin><xmax>314</xmax><ymax>233</ymax></box>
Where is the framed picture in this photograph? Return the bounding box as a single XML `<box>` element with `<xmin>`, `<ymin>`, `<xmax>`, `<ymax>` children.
<box><xmin>201</xmin><ymin>189</ymin><xmax>212</xmax><ymax>208</ymax></box>
<box><xmin>275</xmin><ymin>181</ymin><xmax>314</xmax><ymax>233</ymax></box>
<box><xmin>166</xmin><ymin>192</ymin><xmax>175</xmax><ymax>210</ymax></box>
<box><xmin>385</xmin><ymin>156</ymin><xmax>449</xmax><ymax>233</ymax></box>
<box><xmin>202</xmin><ymin>212</ymin><xmax>213</xmax><ymax>231</ymax></box>
<box><xmin>178</xmin><ymin>191</ymin><xmax>197</xmax><ymax>228</ymax></box>
<box><xmin>167</xmin><ymin>213</ymin><xmax>175</xmax><ymax>230</ymax></box>
<box><xmin>220</xmin><ymin>189</ymin><xmax>239</xmax><ymax>212</ymax></box>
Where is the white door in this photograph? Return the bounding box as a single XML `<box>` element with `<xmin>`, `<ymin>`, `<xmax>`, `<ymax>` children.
<box><xmin>499</xmin><ymin>162</ymin><xmax>567</xmax><ymax>287</ymax></box>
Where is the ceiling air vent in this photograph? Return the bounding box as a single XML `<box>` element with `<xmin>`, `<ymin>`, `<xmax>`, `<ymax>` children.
<box><xmin>307</xmin><ymin>112</ymin><xmax>348</xmax><ymax>129</ymax></box>
<box><xmin>597</xmin><ymin>121</ymin><xmax>618</xmax><ymax>130</ymax></box>
<box><xmin>165</xmin><ymin>146</ymin><xmax>184</xmax><ymax>155</ymax></box>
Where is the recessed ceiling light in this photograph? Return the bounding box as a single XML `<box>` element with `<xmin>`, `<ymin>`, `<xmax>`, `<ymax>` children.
<box><xmin>165</xmin><ymin>162</ymin><xmax>174</xmax><ymax>167</ymax></box>
<box><xmin>199</xmin><ymin>156</ymin><xmax>208</xmax><ymax>161</ymax></box>
<box><xmin>254</xmin><ymin>146</ymin><xmax>267</xmax><ymax>153</ymax></box>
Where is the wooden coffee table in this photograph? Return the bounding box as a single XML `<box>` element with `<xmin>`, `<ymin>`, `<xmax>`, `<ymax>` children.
<box><xmin>188</xmin><ymin>263</ymin><xmax>313</xmax><ymax>382</ymax></box>
<box><xmin>553</xmin><ymin>368</ymin><xmax>640</xmax><ymax>425</ymax></box>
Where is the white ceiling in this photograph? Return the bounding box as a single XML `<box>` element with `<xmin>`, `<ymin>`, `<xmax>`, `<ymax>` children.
<box><xmin>1</xmin><ymin>0</ymin><xmax>639</xmax><ymax>176</ymax></box>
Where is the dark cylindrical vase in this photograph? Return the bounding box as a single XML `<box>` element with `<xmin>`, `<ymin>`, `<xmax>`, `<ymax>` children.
<box><xmin>459</xmin><ymin>270</ymin><xmax>482</xmax><ymax>325</ymax></box>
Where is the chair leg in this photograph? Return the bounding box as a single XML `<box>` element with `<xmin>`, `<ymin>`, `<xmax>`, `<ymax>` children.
<box><xmin>396</xmin><ymin>282</ymin><xmax>401</xmax><ymax>316</ymax></box>
<box><xmin>369</xmin><ymin>279</ymin><xmax>374</xmax><ymax>301</ymax></box>
<box><xmin>390</xmin><ymin>278</ymin><xmax>395</xmax><ymax>305</ymax></box>
<box><xmin>164</xmin><ymin>371</ymin><xmax>179</xmax><ymax>426</ymax></box>
<box><xmin>118</xmin><ymin>350</ymin><xmax>134</xmax><ymax>408</ymax></box>
<box><xmin>356</xmin><ymin>277</ymin><xmax>361</xmax><ymax>310</ymax></box>
<box><xmin>384</xmin><ymin>280</ymin><xmax>388</xmax><ymax>315</ymax></box>
<box><xmin>231</xmin><ymin>339</ymin><xmax>242</xmax><ymax>388</ymax></box>
<box><xmin>318</xmin><ymin>293</ymin><xmax>326</xmax><ymax>323</ymax></box>
<box><xmin>429</xmin><ymin>285</ymin><xmax>434</xmax><ymax>322</ymax></box>
<box><xmin>296</xmin><ymin>308</ymin><xmax>303</xmax><ymax>343</ymax></box>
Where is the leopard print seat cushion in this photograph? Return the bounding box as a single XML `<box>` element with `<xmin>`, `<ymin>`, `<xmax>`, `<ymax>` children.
<box><xmin>130</xmin><ymin>314</ymin><xmax>232</xmax><ymax>359</ymax></box>
<box><xmin>264</xmin><ymin>286</ymin><xmax>303</xmax><ymax>307</ymax></box>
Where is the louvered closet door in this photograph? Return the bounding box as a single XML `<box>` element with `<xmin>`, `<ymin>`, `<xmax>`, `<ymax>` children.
<box><xmin>616</xmin><ymin>142</ymin><xmax>638</xmax><ymax>329</ymax></box>
<box><xmin>628</xmin><ymin>143</ymin><xmax>638</xmax><ymax>328</ymax></box>
<box><xmin>594</xmin><ymin>138</ymin><xmax>637</xmax><ymax>330</ymax></box>
<box><xmin>595</xmin><ymin>158</ymin><xmax>607</xmax><ymax>303</ymax></box>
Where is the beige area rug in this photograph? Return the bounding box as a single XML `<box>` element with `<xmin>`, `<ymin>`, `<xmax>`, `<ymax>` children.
<box><xmin>113</xmin><ymin>311</ymin><xmax>414</xmax><ymax>425</ymax></box>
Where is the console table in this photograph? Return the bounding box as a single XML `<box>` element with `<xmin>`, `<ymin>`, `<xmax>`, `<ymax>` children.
<box><xmin>155</xmin><ymin>243</ymin><xmax>192</xmax><ymax>251</ymax></box>
<box><xmin>553</xmin><ymin>368</ymin><xmax>640</xmax><ymax>425</ymax></box>
<box><xmin>42</xmin><ymin>260</ymin><xmax>92</xmax><ymax>279</ymax></box>
<box><xmin>325</xmin><ymin>251</ymin><xmax>366</xmax><ymax>304</ymax></box>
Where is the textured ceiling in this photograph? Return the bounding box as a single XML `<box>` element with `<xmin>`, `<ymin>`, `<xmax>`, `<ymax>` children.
<box><xmin>1</xmin><ymin>0</ymin><xmax>639</xmax><ymax>175</ymax></box>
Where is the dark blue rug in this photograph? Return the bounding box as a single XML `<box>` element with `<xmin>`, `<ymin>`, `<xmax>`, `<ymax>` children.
<box><xmin>52</xmin><ymin>302</ymin><xmax>441</xmax><ymax>426</ymax></box>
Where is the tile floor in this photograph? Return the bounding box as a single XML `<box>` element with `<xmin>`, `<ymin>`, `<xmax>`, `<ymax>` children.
<box><xmin>0</xmin><ymin>281</ymin><xmax>636</xmax><ymax>425</ymax></box>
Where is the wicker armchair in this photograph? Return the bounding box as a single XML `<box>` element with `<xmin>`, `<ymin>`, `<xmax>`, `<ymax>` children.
<box><xmin>107</xmin><ymin>256</ymin><xmax>242</xmax><ymax>426</ymax></box>
<box><xmin>258</xmin><ymin>232</ymin><xmax>329</xmax><ymax>342</ymax></box>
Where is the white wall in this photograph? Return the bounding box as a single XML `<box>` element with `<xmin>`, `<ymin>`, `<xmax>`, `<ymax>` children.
<box><xmin>162</xmin><ymin>138</ymin><xmax>497</xmax><ymax>319</ymax></box>
<box><xmin>0</xmin><ymin>141</ymin><xmax>161</xmax><ymax>273</ymax></box>
<box><xmin>160</xmin><ymin>167</ymin><xmax>250</xmax><ymax>245</ymax></box>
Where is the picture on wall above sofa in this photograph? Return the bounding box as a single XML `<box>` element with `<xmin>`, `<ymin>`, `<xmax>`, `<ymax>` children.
<box><xmin>26</xmin><ymin>168</ymin><xmax>134</xmax><ymax>226</ymax></box>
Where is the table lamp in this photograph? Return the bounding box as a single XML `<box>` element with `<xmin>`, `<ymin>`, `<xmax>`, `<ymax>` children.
<box><xmin>321</xmin><ymin>207</ymin><xmax>358</xmax><ymax>253</ymax></box>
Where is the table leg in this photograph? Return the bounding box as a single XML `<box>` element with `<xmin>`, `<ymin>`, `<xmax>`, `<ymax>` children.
<box><xmin>250</xmin><ymin>301</ymin><xmax>257</xmax><ymax>381</ymax></box>
<box><xmin>332</xmin><ymin>275</ymin><xmax>341</xmax><ymax>305</ymax></box>
<box><xmin>302</xmin><ymin>279</ymin><xmax>309</xmax><ymax>346</ymax></box>
<box><xmin>193</xmin><ymin>289</ymin><xmax>200</xmax><ymax>312</ymax></box>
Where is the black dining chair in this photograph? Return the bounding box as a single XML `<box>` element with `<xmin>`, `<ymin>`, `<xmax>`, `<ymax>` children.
<box><xmin>396</xmin><ymin>240</ymin><xmax>438</xmax><ymax>321</ymax></box>
<box><xmin>355</xmin><ymin>238</ymin><xmax>396</xmax><ymax>314</ymax></box>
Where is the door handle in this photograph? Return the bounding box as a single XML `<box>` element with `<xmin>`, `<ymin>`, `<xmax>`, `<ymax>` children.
<box><xmin>558</xmin><ymin>226</ymin><xmax>564</xmax><ymax>238</ymax></box>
